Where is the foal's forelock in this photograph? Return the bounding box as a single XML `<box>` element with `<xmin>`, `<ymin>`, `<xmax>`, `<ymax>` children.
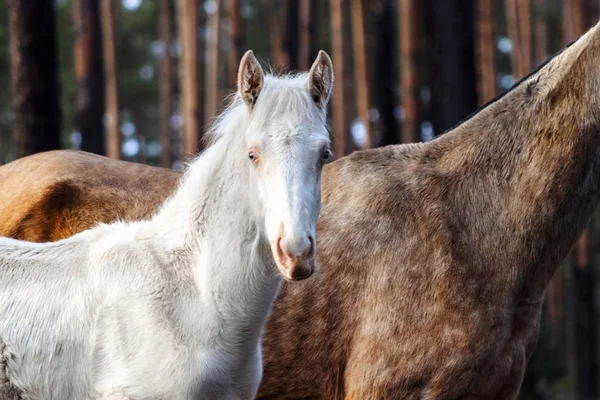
<box><xmin>205</xmin><ymin>74</ymin><xmax>326</xmax><ymax>148</ymax></box>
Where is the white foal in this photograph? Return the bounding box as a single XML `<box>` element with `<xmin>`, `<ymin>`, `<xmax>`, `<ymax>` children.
<box><xmin>0</xmin><ymin>50</ymin><xmax>334</xmax><ymax>400</ymax></box>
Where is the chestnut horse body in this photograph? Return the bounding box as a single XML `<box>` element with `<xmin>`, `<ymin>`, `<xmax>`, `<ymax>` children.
<box><xmin>4</xmin><ymin>23</ymin><xmax>600</xmax><ymax>399</ymax></box>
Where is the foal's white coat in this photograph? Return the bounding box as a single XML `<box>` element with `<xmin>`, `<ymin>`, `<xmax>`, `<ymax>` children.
<box><xmin>0</xmin><ymin>51</ymin><xmax>333</xmax><ymax>400</ymax></box>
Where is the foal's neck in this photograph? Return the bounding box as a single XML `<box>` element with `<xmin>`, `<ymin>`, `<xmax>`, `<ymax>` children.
<box><xmin>151</xmin><ymin>134</ymin><xmax>281</xmax><ymax>334</ymax></box>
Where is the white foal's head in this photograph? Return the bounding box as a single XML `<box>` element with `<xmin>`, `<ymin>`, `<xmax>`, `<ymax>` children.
<box><xmin>238</xmin><ymin>50</ymin><xmax>333</xmax><ymax>281</ymax></box>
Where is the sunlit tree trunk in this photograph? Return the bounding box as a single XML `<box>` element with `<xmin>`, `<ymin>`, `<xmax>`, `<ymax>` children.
<box><xmin>158</xmin><ymin>0</ymin><xmax>173</xmax><ymax>167</ymax></box>
<box><xmin>100</xmin><ymin>0</ymin><xmax>121</xmax><ymax>159</ymax></box>
<box><xmin>476</xmin><ymin>0</ymin><xmax>496</xmax><ymax>106</ymax></box>
<box><xmin>268</xmin><ymin>0</ymin><xmax>289</xmax><ymax>71</ymax></box>
<box><xmin>399</xmin><ymin>0</ymin><xmax>422</xmax><ymax>143</ymax></box>
<box><xmin>532</xmin><ymin>0</ymin><xmax>547</xmax><ymax>68</ymax></box>
<box><xmin>330</xmin><ymin>0</ymin><xmax>356</xmax><ymax>156</ymax></box>
<box><xmin>178</xmin><ymin>0</ymin><xmax>203</xmax><ymax>157</ymax></box>
<box><xmin>73</xmin><ymin>0</ymin><xmax>105</xmax><ymax>155</ymax></box>
<box><xmin>7</xmin><ymin>0</ymin><xmax>61</xmax><ymax>158</ymax></box>
<box><xmin>226</xmin><ymin>0</ymin><xmax>244</xmax><ymax>88</ymax></box>
<box><xmin>351</xmin><ymin>0</ymin><xmax>372</xmax><ymax>148</ymax></box>
<box><xmin>564</xmin><ymin>0</ymin><xmax>586</xmax><ymax>45</ymax></box>
<box><xmin>298</xmin><ymin>0</ymin><xmax>318</xmax><ymax>71</ymax></box>
<box><xmin>205</xmin><ymin>0</ymin><xmax>221</xmax><ymax>127</ymax></box>
<box><xmin>505</xmin><ymin>0</ymin><xmax>532</xmax><ymax>80</ymax></box>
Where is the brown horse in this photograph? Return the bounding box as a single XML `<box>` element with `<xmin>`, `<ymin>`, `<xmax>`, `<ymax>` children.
<box><xmin>3</xmin><ymin>22</ymin><xmax>600</xmax><ymax>399</ymax></box>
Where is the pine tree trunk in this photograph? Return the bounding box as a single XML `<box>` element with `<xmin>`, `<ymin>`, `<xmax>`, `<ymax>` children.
<box><xmin>330</xmin><ymin>0</ymin><xmax>356</xmax><ymax>156</ymax></box>
<box><xmin>285</xmin><ymin>0</ymin><xmax>300</xmax><ymax>70</ymax></box>
<box><xmin>563</xmin><ymin>0</ymin><xmax>586</xmax><ymax>45</ymax></box>
<box><xmin>73</xmin><ymin>0</ymin><xmax>105</xmax><ymax>155</ymax></box>
<box><xmin>205</xmin><ymin>1</ymin><xmax>221</xmax><ymax>128</ymax></box>
<box><xmin>158</xmin><ymin>0</ymin><xmax>173</xmax><ymax>167</ymax></box>
<box><xmin>268</xmin><ymin>0</ymin><xmax>289</xmax><ymax>71</ymax></box>
<box><xmin>517</xmin><ymin>0</ymin><xmax>532</xmax><ymax>76</ymax></box>
<box><xmin>226</xmin><ymin>0</ymin><xmax>244</xmax><ymax>88</ymax></box>
<box><xmin>373</xmin><ymin>0</ymin><xmax>397</xmax><ymax>147</ymax></box>
<box><xmin>505</xmin><ymin>0</ymin><xmax>532</xmax><ymax>80</ymax></box>
<box><xmin>7</xmin><ymin>0</ymin><xmax>61</xmax><ymax>158</ymax></box>
<box><xmin>532</xmin><ymin>0</ymin><xmax>547</xmax><ymax>68</ymax></box>
<box><xmin>425</xmin><ymin>0</ymin><xmax>477</xmax><ymax>135</ymax></box>
<box><xmin>475</xmin><ymin>0</ymin><xmax>496</xmax><ymax>106</ymax></box>
<box><xmin>399</xmin><ymin>0</ymin><xmax>422</xmax><ymax>143</ymax></box>
<box><xmin>100</xmin><ymin>0</ymin><xmax>121</xmax><ymax>159</ymax></box>
<box><xmin>351</xmin><ymin>0</ymin><xmax>372</xmax><ymax>148</ymax></box>
<box><xmin>298</xmin><ymin>0</ymin><xmax>318</xmax><ymax>71</ymax></box>
<box><xmin>584</xmin><ymin>0</ymin><xmax>600</xmax><ymax>27</ymax></box>
<box><xmin>178</xmin><ymin>0</ymin><xmax>203</xmax><ymax>157</ymax></box>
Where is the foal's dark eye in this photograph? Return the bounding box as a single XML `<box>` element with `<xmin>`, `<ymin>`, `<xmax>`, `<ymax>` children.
<box><xmin>248</xmin><ymin>151</ymin><xmax>256</xmax><ymax>161</ymax></box>
<box><xmin>321</xmin><ymin>149</ymin><xmax>333</xmax><ymax>162</ymax></box>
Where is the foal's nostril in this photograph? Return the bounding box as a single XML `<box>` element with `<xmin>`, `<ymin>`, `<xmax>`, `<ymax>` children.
<box><xmin>276</xmin><ymin>237</ymin><xmax>291</xmax><ymax>264</ymax></box>
<box><xmin>307</xmin><ymin>235</ymin><xmax>315</xmax><ymax>258</ymax></box>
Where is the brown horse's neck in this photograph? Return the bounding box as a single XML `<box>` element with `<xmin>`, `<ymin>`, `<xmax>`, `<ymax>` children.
<box><xmin>430</xmin><ymin>24</ymin><xmax>600</xmax><ymax>301</ymax></box>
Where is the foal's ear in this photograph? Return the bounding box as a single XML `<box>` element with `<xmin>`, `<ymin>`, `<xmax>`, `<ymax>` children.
<box><xmin>238</xmin><ymin>50</ymin><xmax>264</xmax><ymax>110</ymax></box>
<box><xmin>308</xmin><ymin>50</ymin><xmax>334</xmax><ymax>108</ymax></box>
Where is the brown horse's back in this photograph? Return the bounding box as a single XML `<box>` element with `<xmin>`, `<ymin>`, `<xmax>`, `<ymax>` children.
<box><xmin>0</xmin><ymin>150</ymin><xmax>180</xmax><ymax>242</ymax></box>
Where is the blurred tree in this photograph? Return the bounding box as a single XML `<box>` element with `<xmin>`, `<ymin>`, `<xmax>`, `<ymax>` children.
<box><xmin>475</xmin><ymin>0</ymin><xmax>496</xmax><ymax>106</ymax></box>
<box><xmin>226</xmin><ymin>0</ymin><xmax>244</xmax><ymax>87</ymax></box>
<box><xmin>505</xmin><ymin>0</ymin><xmax>532</xmax><ymax>79</ymax></box>
<box><xmin>7</xmin><ymin>0</ymin><xmax>61</xmax><ymax>158</ymax></box>
<box><xmin>205</xmin><ymin>0</ymin><xmax>221</xmax><ymax>128</ymax></box>
<box><xmin>73</xmin><ymin>0</ymin><xmax>105</xmax><ymax>155</ymax></box>
<box><xmin>533</xmin><ymin>0</ymin><xmax>548</xmax><ymax>68</ymax></box>
<box><xmin>158</xmin><ymin>0</ymin><xmax>173</xmax><ymax>168</ymax></box>
<box><xmin>268</xmin><ymin>0</ymin><xmax>289</xmax><ymax>71</ymax></box>
<box><xmin>298</xmin><ymin>0</ymin><xmax>318</xmax><ymax>71</ymax></box>
<box><xmin>101</xmin><ymin>0</ymin><xmax>121</xmax><ymax>159</ymax></box>
<box><xmin>583</xmin><ymin>0</ymin><xmax>600</xmax><ymax>25</ymax></box>
<box><xmin>399</xmin><ymin>0</ymin><xmax>423</xmax><ymax>143</ymax></box>
<box><xmin>285</xmin><ymin>0</ymin><xmax>300</xmax><ymax>70</ymax></box>
<box><xmin>351</xmin><ymin>0</ymin><xmax>372</xmax><ymax>148</ymax></box>
<box><xmin>372</xmin><ymin>0</ymin><xmax>397</xmax><ymax>147</ymax></box>
<box><xmin>425</xmin><ymin>0</ymin><xmax>477</xmax><ymax>134</ymax></box>
<box><xmin>179</xmin><ymin>0</ymin><xmax>203</xmax><ymax>157</ymax></box>
<box><xmin>330</xmin><ymin>0</ymin><xmax>356</xmax><ymax>156</ymax></box>
<box><xmin>564</xmin><ymin>0</ymin><xmax>585</xmax><ymax>45</ymax></box>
